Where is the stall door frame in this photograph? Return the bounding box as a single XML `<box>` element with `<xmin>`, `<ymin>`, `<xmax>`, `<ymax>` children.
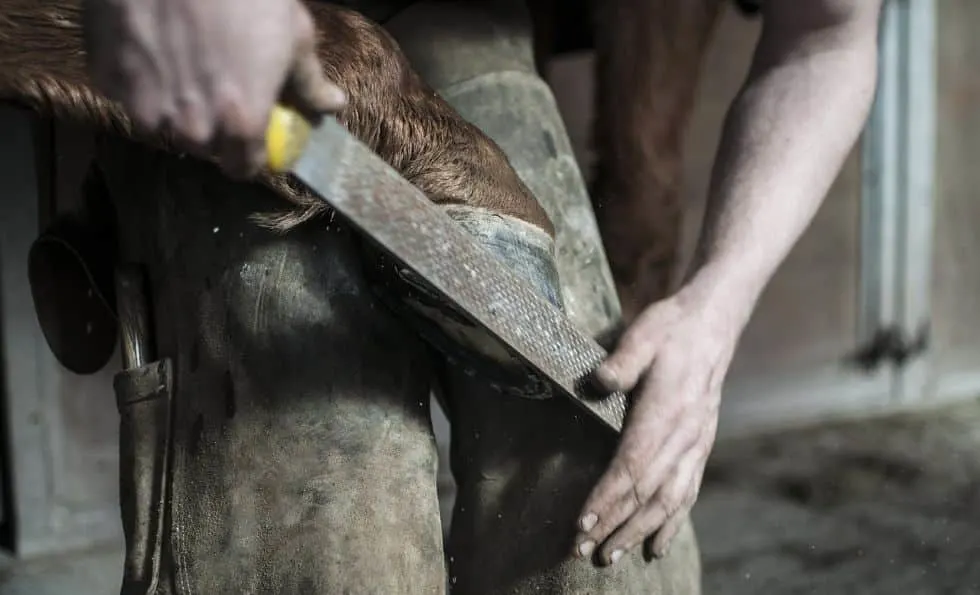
<box><xmin>924</xmin><ymin>0</ymin><xmax>980</xmax><ymax>405</ymax></box>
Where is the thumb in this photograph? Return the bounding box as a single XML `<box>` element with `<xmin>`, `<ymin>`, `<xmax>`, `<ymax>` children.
<box><xmin>595</xmin><ymin>308</ymin><xmax>667</xmax><ymax>393</ymax></box>
<box><xmin>283</xmin><ymin>4</ymin><xmax>347</xmax><ymax>119</ymax></box>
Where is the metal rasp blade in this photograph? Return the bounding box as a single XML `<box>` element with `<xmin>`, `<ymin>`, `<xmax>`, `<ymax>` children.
<box><xmin>290</xmin><ymin>118</ymin><xmax>628</xmax><ymax>433</ymax></box>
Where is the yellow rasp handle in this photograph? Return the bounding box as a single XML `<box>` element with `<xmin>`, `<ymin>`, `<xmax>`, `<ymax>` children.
<box><xmin>265</xmin><ymin>104</ymin><xmax>312</xmax><ymax>173</ymax></box>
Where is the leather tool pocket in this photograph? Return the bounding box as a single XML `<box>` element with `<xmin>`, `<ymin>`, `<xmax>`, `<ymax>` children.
<box><xmin>114</xmin><ymin>358</ymin><xmax>174</xmax><ymax>594</ymax></box>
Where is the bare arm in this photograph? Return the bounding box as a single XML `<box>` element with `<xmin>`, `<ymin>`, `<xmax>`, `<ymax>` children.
<box><xmin>684</xmin><ymin>0</ymin><xmax>882</xmax><ymax>327</ymax></box>
<box><xmin>578</xmin><ymin>0</ymin><xmax>884</xmax><ymax>565</ymax></box>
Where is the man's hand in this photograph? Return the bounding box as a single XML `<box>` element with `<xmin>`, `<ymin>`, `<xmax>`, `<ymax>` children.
<box><xmin>574</xmin><ymin>284</ymin><xmax>741</xmax><ymax>564</ymax></box>
<box><xmin>82</xmin><ymin>0</ymin><xmax>347</xmax><ymax>178</ymax></box>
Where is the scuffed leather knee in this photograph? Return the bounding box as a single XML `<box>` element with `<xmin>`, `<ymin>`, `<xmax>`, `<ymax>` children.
<box><xmin>96</xmin><ymin>138</ymin><xmax>446</xmax><ymax>594</ymax></box>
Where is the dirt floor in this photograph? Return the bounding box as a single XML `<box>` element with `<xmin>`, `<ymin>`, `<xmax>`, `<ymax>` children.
<box><xmin>5</xmin><ymin>398</ymin><xmax>980</xmax><ymax>595</ymax></box>
<box><xmin>695</xmin><ymin>398</ymin><xmax>980</xmax><ymax>595</ymax></box>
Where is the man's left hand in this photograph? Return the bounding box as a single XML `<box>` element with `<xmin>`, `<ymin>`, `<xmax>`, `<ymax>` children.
<box><xmin>573</xmin><ymin>285</ymin><xmax>742</xmax><ymax>565</ymax></box>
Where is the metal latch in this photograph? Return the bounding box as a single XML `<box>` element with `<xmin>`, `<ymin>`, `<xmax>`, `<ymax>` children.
<box><xmin>848</xmin><ymin>323</ymin><xmax>930</xmax><ymax>372</ymax></box>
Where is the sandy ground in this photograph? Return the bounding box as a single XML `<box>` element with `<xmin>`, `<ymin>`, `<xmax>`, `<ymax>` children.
<box><xmin>695</xmin><ymin>399</ymin><xmax>980</xmax><ymax>595</ymax></box>
<box><xmin>5</xmin><ymin>399</ymin><xmax>980</xmax><ymax>595</ymax></box>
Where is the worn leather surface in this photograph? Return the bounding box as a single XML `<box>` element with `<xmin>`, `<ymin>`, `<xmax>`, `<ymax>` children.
<box><xmin>444</xmin><ymin>369</ymin><xmax>702</xmax><ymax>594</ymax></box>
<box><xmin>386</xmin><ymin>2</ymin><xmax>703</xmax><ymax>593</ymax></box>
<box><xmin>97</xmin><ymin>138</ymin><xmax>447</xmax><ymax>594</ymax></box>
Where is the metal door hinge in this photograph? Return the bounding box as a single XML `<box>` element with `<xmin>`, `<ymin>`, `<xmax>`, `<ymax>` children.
<box><xmin>848</xmin><ymin>323</ymin><xmax>929</xmax><ymax>372</ymax></box>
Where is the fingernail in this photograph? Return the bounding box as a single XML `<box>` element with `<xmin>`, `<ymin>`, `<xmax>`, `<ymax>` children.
<box><xmin>579</xmin><ymin>513</ymin><xmax>598</xmax><ymax>532</ymax></box>
<box><xmin>577</xmin><ymin>540</ymin><xmax>595</xmax><ymax>558</ymax></box>
<box><xmin>610</xmin><ymin>549</ymin><xmax>624</xmax><ymax>564</ymax></box>
<box><xmin>654</xmin><ymin>545</ymin><xmax>670</xmax><ymax>559</ymax></box>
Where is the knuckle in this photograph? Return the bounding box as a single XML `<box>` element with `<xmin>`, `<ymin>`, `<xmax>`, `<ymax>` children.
<box><xmin>619</xmin><ymin>461</ymin><xmax>654</xmax><ymax>504</ymax></box>
<box><xmin>657</xmin><ymin>525</ymin><xmax>680</xmax><ymax>552</ymax></box>
<box><xmin>659</xmin><ymin>491</ymin><xmax>685</xmax><ymax>517</ymax></box>
<box><xmin>618</xmin><ymin>449</ymin><xmax>644</xmax><ymax>474</ymax></box>
<box><xmin>695</xmin><ymin>439</ymin><xmax>714</xmax><ymax>461</ymax></box>
<box><xmin>223</xmin><ymin>110</ymin><xmax>264</xmax><ymax>143</ymax></box>
<box><xmin>129</xmin><ymin>97</ymin><xmax>165</xmax><ymax>131</ymax></box>
<box><xmin>595</xmin><ymin>496</ymin><xmax>638</xmax><ymax>536</ymax></box>
<box><xmin>632</xmin><ymin>478</ymin><xmax>658</xmax><ymax>505</ymax></box>
<box><xmin>631</xmin><ymin>489</ymin><xmax>653</xmax><ymax>509</ymax></box>
<box><xmin>177</xmin><ymin>126</ymin><xmax>209</xmax><ymax>148</ymax></box>
<box><xmin>617</xmin><ymin>330</ymin><xmax>649</xmax><ymax>358</ymax></box>
<box><xmin>592</xmin><ymin>520</ymin><xmax>617</xmax><ymax>540</ymax></box>
<box><xmin>214</xmin><ymin>86</ymin><xmax>261</xmax><ymax>138</ymax></box>
<box><xmin>136</xmin><ymin>110</ymin><xmax>166</xmax><ymax>137</ymax></box>
<box><xmin>686</xmin><ymin>485</ymin><xmax>701</xmax><ymax>507</ymax></box>
<box><xmin>689</xmin><ymin>470</ymin><xmax>708</xmax><ymax>503</ymax></box>
<box><xmin>690</xmin><ymin>428</ymin><xmax>716</xmax><ymax>459</ymax></box>
<box><xmin>620</xmin><ymin>524</ymin><xmax>647</xmax><ymax>546</ymax></box>
<box><xmin>635</xmin><ymin>302</ymin><xmax>670</xmax><ymax>329</ymax></box>
<box><xmin>677</xmin><ymin>424</ymin><xmax>702</xmax><ymax>451</ymax></box>
<box><xmin>611</xmin><ymin>493</ymin><xmax>639</xmax><ymax>521</ymax></box>
<box><xmin>170</xmin><ymin>119</ymin><xmax>203</xmax><ymax>148</ymax></box>
<box><xmin>173</xmin><ymin>96</ymin><xmax>214</xmax><ymax>146</ymax></box>
<box><xmin>588</xmin><ymin>522</ymin><xmax>614</xmax><ymax>542</ymax></box>
<box><xmin>600</xmin><ymin>460</ymin><xmax>633</xmax><ymax>493</ymax></box>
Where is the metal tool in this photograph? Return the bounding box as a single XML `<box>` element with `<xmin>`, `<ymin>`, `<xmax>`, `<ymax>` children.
<box><xmin>265</xmin><ymin>105</ymin><xmax>628</xmax><ymax>433</ymax></box>
<box><xmin>115</xmin><ymin>263</ymin><xmax>154</xmax><ymax>370</ymax></box>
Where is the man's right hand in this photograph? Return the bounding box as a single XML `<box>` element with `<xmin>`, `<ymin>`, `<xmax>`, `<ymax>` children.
<box><xmin>83</xmin><ymin>0</ymin><xmax>347</xmax><ymax>178</ymax></box>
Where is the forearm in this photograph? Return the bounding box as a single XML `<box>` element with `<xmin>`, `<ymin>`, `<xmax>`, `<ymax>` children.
<box><xmin>683</xmin><ymin>0</ymin><xmax>881</xmax><ymax>328</ymax></box>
